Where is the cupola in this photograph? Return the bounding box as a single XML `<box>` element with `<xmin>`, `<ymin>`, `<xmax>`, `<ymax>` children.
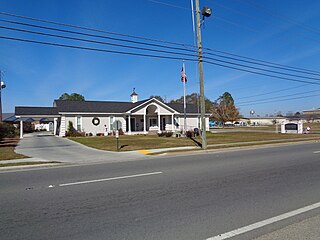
<box><xmin>130</xmin><ymin>88</ymin><xmax>138</xmax><ymax>103</ymax></box>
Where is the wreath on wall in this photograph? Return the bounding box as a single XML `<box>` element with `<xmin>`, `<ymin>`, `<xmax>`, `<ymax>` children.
<box><xmin>92</xmin><ymin>117</ymin><xmax>100</xmax><ymax>126</ymax></box>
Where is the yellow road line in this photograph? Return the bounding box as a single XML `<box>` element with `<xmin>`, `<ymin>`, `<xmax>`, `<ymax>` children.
<box><xmin>137</xmin><ymin>150</ymin><xmax>152</xmax><ymax>155</ymax></box>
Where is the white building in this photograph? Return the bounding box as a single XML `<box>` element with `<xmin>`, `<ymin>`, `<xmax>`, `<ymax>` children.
<box><xmin>15</xmin><ymin>91</ymin><xmax>210</xmax><ymax>138</ymax></box>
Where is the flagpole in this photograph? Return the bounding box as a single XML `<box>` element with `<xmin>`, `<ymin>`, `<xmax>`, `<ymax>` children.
<box><xmin>181</xmin><ymin>61</ymin><xmax>187</xmax><ymax>135</ymax></box>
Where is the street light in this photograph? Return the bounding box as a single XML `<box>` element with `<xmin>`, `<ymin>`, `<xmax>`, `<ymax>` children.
<box><xmin>0</xmin><ymin>77</ymin><xmax>6</xmax><ymax>122</ymax></box>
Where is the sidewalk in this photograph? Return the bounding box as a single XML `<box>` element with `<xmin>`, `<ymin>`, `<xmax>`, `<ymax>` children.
<box><xmin>0</xmin><ymin>157</ymin><xmax>55</xmax><ymax>164</ymax></box>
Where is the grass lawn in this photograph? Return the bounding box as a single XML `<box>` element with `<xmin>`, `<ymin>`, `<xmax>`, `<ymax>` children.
<box><xmin>0</xmin><ymin>138</ymin><xmax>28</xmax><ymax>161</ymax></box>
<box><xmin>69</xmin><ymin>132</ymin><xmax>320</xmax><ymax>152</ymax></box>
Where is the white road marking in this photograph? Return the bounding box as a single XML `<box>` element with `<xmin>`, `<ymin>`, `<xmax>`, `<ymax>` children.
<box><xmin>314</xmin><ymin>151</ymin><xmax>320</xmax><ymax>154</ymax></box>
<box><xmin>206</xmin><ymin>201</ymin><xmax>320</xmax><ymax>240</ymax></box>
<box><xmin>55</xmin><ymin>171</ymin><xmax>163</xmax><ymax>187</ymax></box>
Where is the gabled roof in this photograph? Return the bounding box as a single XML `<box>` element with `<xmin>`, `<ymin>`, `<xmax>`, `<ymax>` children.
<box><xmin>167</xmin><ymin>103</ymin><xmax>200</xmax><ymax>114</ymax></box>
<box><xmin>128</xmin><ymin>97</ymin><xmax>179</xmax><ymax>114</ymax></box>
<box><xmin>15</xmin><ymin>107</ymin><xmax>59</xmax><ymax>115</ymax></box>
<box><xmin>53</xmin><ymin>99</ymin><xmax>149</xmax><ymax>113</ymax></box>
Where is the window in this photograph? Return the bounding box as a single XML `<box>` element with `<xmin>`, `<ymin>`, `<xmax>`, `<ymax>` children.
<box><xmin>76</xmin><ymin>116</ymin><xmax>81</xmax><ymax>131</ymax></box>
<box><xmin>149</xmin><ymin>118</ymin><xmax>157</xmax><ymax>127</ymax></box>
<box><xmin>110</xmin><ymin>116</ymin><xmax>114</xmax><ymax>130</ymax></box>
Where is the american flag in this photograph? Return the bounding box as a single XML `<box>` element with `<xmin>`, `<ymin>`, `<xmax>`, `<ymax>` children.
<box><xmin>181</xmin><ymin>63</ymin><xmax>187</xmax><ymax>83</ymax></box>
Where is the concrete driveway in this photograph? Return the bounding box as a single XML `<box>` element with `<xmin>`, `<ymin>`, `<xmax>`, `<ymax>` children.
<box><xmin>15</xmin><ymin>132</ymin><xmax>145</xmax><ymax>164</ymax></box>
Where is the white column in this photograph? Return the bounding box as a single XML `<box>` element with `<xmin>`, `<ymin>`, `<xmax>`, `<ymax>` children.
<box><xmin>158</xmin><ymin>114</ymin><xmax>161</xmax><ymax>132</ymax></box>
<box><xmin>171</xmin><ymin>114</ymin><xmax>174</xmax><ymax>132</ymax></box>
<box><xmin>20</xmin><ymin>120</ymin><xmax>23</xmax><ymax>139</ymax></box>
<box><xmin>128</xmin><ymin>114</ymin><xmax>131</xmax><ymax>135</ymax></box>
<box><xmin>144</xmin><ymin>114</ymin><xmax>147</xmax><ymax>134</ymax></box>
<box><xmin>196</xmin><ymin>116</ymin><xmax>199</xmax><ymax>130</ymax></box>
<box><xmin>53</xmin><ymin>118</ymin><xmax>57</xmax><ymax>135</ymax></box>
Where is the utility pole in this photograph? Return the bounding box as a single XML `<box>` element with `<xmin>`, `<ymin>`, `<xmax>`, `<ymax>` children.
<box><xmin>195</xmin><ymin>0</ymin><xmax>210</xmax><ymax>149</ymax></box>
<box><xmin>0</xmin><ymin>71</ymin><xmax>6</xmax><ymax>122</ymax></box>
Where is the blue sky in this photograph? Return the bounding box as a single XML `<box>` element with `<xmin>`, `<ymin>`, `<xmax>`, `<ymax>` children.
<box><xmin>1</xmin><ymin>0</ymin><xmax>320</xmax><ymax>117</ymax></box>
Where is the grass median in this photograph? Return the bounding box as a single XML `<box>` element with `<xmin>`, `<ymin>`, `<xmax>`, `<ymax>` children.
<box><xmin>0</xmin><ymin>138</ymin><xmax>28</xmax><ymax>161</ymax></box>
<box><xmin>69</xmin><ymin>132</ymin><xmax>320</xmax><ymax>152</ymax></box>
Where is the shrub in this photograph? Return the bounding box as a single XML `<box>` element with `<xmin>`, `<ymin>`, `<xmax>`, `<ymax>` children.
<box><xmin>0</xmin><ymin>122</ymin><xmax>17</xmax><ymax>140</ymax></box>
<box><xmin>22</xmin><ymin>122</ymin><xmax>33</xmax><ymax>133</ymax></box>
<box><xmin>186</xmin><ymin>130</ymin><xmax>195</xmax><ymax>138</ymax></box>
<box><xmin>67</xmin><ymin>121</ymin><xmax>75</xmax><ymax>133</ymax></box>
<box><xmin>66</xmin><ymin>131</ymin><xmax>85</xmax><ymax>137</ymax></box>
<box><xmin>157</xmin><ymin>131</ymin><xmax>165</xmax><ymax>137</ymax></box>
<box><xmin>157</xmin><ymin>131</ymin><xmax>173</xmax><ymax>137</ymax></box>
<box><xmin>165</xmin><ymin>131</ymin><xmax>173</xmax><ymax>137</ymax></box>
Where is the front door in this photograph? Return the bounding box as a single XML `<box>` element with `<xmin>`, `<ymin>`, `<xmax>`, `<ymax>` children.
<box><xmin>130</xmin><ymin>118</ymin><xmax>136</xmax><ymax>131</ymax></box>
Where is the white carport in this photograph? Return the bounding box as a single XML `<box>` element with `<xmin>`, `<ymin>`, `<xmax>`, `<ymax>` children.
<box><xmin>15</xmin><ymin>107</ymin><xmax>60</xmax><ymax>139</ymax></box>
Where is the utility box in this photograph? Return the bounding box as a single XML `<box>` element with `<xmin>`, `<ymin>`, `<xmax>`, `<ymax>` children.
<box><xmin>281</xmin><ymin>120</ymin><xmax>303</xmax><ymax>134</ymax></box>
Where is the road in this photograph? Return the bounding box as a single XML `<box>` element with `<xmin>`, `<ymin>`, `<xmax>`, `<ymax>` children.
<box><xmin>1</xmin><ymin>141</ymin><xmax>320</xmax><ymax>240</ymax></box>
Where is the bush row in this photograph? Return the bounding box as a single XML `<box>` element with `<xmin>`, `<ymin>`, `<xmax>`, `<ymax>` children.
<box><xmin>0</xmin><ymin>122</ymin><xmax>17</xmax><ymax>140</ymax></box>
<box><xmin>157</xmin><ymin>131</ymin><xmax>173</xmax><ymax>137</ymax></box>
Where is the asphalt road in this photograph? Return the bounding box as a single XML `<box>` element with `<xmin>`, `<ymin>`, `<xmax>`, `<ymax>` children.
<box><xmin>1</xmin><ymin>141</ymin><xmax>320</xmax><ymax>240</ymax></box>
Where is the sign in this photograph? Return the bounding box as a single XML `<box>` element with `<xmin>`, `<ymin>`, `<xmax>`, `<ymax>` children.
<box><xmin>285</xmin><ymin>123</ymin><xmax>298</xmax><ymax>131</ymax></box>
<box><xmin>115</xmin><ymin>130</ymin><xmax>119</xmax><ymax>138</ymax></box>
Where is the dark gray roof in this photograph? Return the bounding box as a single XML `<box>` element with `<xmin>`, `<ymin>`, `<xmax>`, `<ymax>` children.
<box><xmin>15</xmin><ymin>107</ymin><xmax>59</xmax><ymax>115</ymax></box>
<box><xmin>2</xmin><ymin>113</ymin><xmax>14</xmax><ymax>121</ymax></box>
<box><xmin>15</xmin><ymin>99</ymin><xmax>206</xmax><ymax>115</ymax></box>
<box><xmin>55</xmin><ymin>99</ymin><xmax>202</xmax><ymax>114</ymax></box>
<box><xmin>53</xmin><ymin>99</ymin><xmax>149</xmax><ymax>113</ymax></box>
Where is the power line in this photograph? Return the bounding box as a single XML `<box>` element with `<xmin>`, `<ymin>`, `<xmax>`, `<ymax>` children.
<box><xmin>5</xmin><ymin>18</ymin><xmax>320</xmax><ymax>79</ymax></box>
<box><xmin>0</xmin><ymin>11</ymin><xmax>195</xmax><ymax>49</ymax></box>
<box><xmin>0</xmin><ymin>35</ymin><xmax>197</xmax><ymax>62</ymax></box>
<box><xmin>0</xmin><ymin>19</ymin><xmax>196</xmax><ymax>54</ymax></box>
<box><xmin>5</xmin><ymin>21</ymin><xmax>320</xmax><ymax>84</ymax></box>
<box><xmin>0</xmin><ymin>25</ymin><xmax>198</xmax><ymax>59</ymax></box>
<box><xmin>237</xmin><ymin>88</ymin><xmax>320</xmax><ymax>104</ymax></box>
<box><xmin>2</xmin><ymin>11</ymin><xmax>320</xmax><ymax>76</ymax></box>
<box><xmin>236</xmin><ymin>84</ymin><xmax>309</xmax><ymax>100</ymax></box>
<box><xmin>146</xmin><ymin>0</ymin><xmax>191</xmax><ymax>11</ymax></box>
<box><xmin>204</xmin><ymin>60</ymin><xmax>320</xmax><ymax>86</ymax></box>
<box><xmin>204</xmin><ymin>51</ymin><xmax>320</xmax><ymax>77</ymax></box>
<box><xmin>204</xmin><ymin>47</ymin><xmax>320</xmax><ymax>75</ymax></box>
<box><xmin>243</xmin><ymin>0</ymin><xmax>320</xmax><ymax>36</ymax></box>
<box><xmin>0</xmin><ymin>12</ymin><xmax>320</xmax><ymax>77</ymax></box>
<box><xmin>3</xmin><ymin>13</ymin><xmax>320</xmax><ymax>87</ymax></box>
<box><xmin>213</xmin><ymin>16</ymin><xmax>261</xmax><ymax>34</ymax></box>
<box><xmin>1</xmin><ymin>32</ymin><xmax>320</xmax><ymax>87</ymax></box>
<box><xmin>204</xmin><ymin>55</ymin><xmax>320</xmax><ymax>82</ymax></box>
<box><xmin>238</xmin><ymin>93</ymin><xmax>320</xmax><ymax>107</ymax></box>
